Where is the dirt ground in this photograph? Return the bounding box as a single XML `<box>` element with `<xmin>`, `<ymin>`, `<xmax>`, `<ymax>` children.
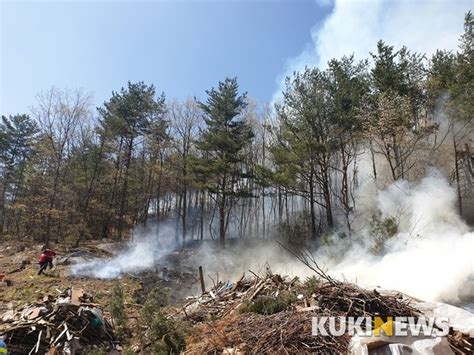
<box><xmin>0</xmin><ymin>239</ymin><xmax>203</xmax><ymax>351</ymax></box>
<box><xmin>0</xmin><ymin>241</ymin><xmax>143</xmax><ymax>314</ymax></box>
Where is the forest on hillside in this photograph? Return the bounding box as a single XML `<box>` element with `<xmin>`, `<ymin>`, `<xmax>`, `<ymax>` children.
<box><xmin>0</xmin><ymin>13</ymin><xmax>472</xmax><ymax>249</ymax></box>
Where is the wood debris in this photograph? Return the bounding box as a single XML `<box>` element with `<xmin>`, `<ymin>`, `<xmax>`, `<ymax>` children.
<box><xmin>448</xmin><ymin>329</ymin><xmax>474</xmax><ymax>355</ymax></box>
<box><xmin>0</xmin><ymin>287</ymin><xmax>118</xmax><ymax>354</ymax></box>
<box><xmin>178</xmin><ymin>272</ymin><xmax>473</xmax><ymax>354</ymax></box>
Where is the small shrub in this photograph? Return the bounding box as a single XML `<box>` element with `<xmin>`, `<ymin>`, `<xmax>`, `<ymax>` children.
<box><xmin>320</xmin><ymin>232</ymin><xmax>334</xmax><ymax>246</ymax></box>
<box><xmin>141</xmin><ymin>285</ymin><xmax>188</xmax><ymax>354</ymax></box>
<box><xmin>370</xmin><ymin>213</ymin><xmax>398</xmax><ymax>254</ymax></box>
<box><xmin>338</xmin><ymin>231</ymin><xmax>348</xmax><ymax>239</ymax></box>
<box><xmin>110</xmin><ymin>281</ymin><xmax>126</xmax><ymax>338</ymax></box>
<box><xmin>277</xmin><ymin>211</ymin><xmax>312</xmax><ymax>247</ymax></box>
<box><xmin>302</xmin><ymin>276</ymin><xmax>322</xmax><ymax>298</ymax></box>
<box><xmin>241</xmin><ymin>291</ymin><xmax>297</xmax><ymax>315</ymax></box>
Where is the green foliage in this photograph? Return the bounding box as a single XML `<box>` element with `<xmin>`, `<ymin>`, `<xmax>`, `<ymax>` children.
<box><xmin>141</xmin><ymin>285</ymin><xmax>169</xmax><ymax>325</ymax></box>
<box><xmin>193</xmin><ymin>77</ymin><xmax>254</xmax><ymax>243</ymax></box>
<box><xmin>271</xmin><ymin>57</ymin><xmax>368</xmax><ymax>232</ymax></box>
<box><xmin>0</xmin><ymin>114</ymin><xmax>39</xmax><ymax>170</ymax></box>
<box><xmin>99</xmin><ymin>81</ymin><xmax>167</xmax><ymax>141</ymax></box>
<box><xmin>371</xmin><ymin>40</ymin><xmax>425</xmax><ymax>104</ymax></box>
<box><xmin>320</xmin><ymin>232</ymin><xmax>334</xmax><ymax>246</ymax></box>
<box><xmin>110</xmin><ymin>281</ymin><xmax>126</xmax><ymax>338</ymax></box>
<box><xmin>241</xmin><ymin>291</ymin><xmax>297</xmax><ymax>315</ymax></box>
<box><xmin>194</xmin><ymin>78</ymin><xmax>254</xmax><ymax>186</ymax></box>
<box><xmin>361</xmin><ymin>41</ymin><xmax>433</xmax><ymax>181</ymax></box>
<box><xmin>0</xmin><ymin>114</ymin><xmax>39</xmax><ymax>234</ymax></box>
<box><xmin>277</xmin><ymin>211</ymin><xmax>312</xmax><ymax>246</ymax></box>
<box><xmin>427</xmin><ymin>12</ymin><xmax>473</xmax><ymax>124</ymax></box>
<box><xmin>98</xmin><ymin>81</ymin><xmax>168</xmax><ymax>239</ymax></box>
<box><xmin>370</xmin><ymin>214</ymin><xmax>398</xmax><ymax>254</ymax></box>
<box><xmin>141</xmin><ymin>285</ymin><xmax>187</xmax><ymax>354</ymax></box>
<box><xmin>302</xmin><ymin>276</ymin><xmax>323</xmax><ymax>298</ymax></box>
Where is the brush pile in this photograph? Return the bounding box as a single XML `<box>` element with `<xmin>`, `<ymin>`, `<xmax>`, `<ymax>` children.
<box><xmin>178</xmin><ymin>272</ymin><xmax>421</xmax><ymax>354</ymax></box>
<box><xmin>448</xmin><ymin>329</ymin><xmax>474</xmax><ymax>355</ymax></box>
<box><xmin>180</xmin><ymin>272</ymin><xmax>418</xmax><ymax>320</ymax></box>
<box><xmin>0</xmin><ymin>287</ymin><xmax>118</xmax><ymax>354</ymax></box>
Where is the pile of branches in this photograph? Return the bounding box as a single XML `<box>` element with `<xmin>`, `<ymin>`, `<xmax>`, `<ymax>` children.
<box><xmin>0</xmin><ymin>288</ymin><xmax>118</xmax><ymax>354</ymax></box>
<box><xmin>311</xmin><ymin>281</ymin><xmax>418</xmax><ymax>319</ymax></box>
<box><xmin>178</xmin><ymin>271</ymin><xmax>418</xmax><ymax>354</ymax></box>
<box><xmin>178</xmin><ymin>273</ymin><xmax>301</xmax><ymax>322</ymax></box>
<box><xmin>185</xmin><ymin>310</ymin><xmax>351</xmax><ymax>354</ymax></box>
<box><xmin>178</xmin><ymin>243</ymin><xmax>473</xmax><ymax>354</ymax></box>
<box><xmin>448</xmin><ymin>329</ymin><xmax>474</xmax><ymax>355</ymax></box>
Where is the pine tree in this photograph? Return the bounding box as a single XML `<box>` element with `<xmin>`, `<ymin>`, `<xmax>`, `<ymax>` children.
<box><xmin>0</xmin><ymin>114</ymin><xmax>38</xmax><ymax>235</ymax></box>
<box><xmin>366</xmin><ymin>41</ymin><xmax>427</xmax><ymax>180</ymax></box>
<box><xmin>99</xmin><ymin>82</ymin><xmax>167</xmax><ymax>239</ymax></box>
<box><xmin>193</xmin><ymin>78</ymin><xmax>254</xmax><ymax>247</ymax></box>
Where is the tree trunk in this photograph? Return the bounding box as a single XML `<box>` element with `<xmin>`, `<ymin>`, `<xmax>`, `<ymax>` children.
<box><xmin>117</xmin><ymin>137</ymin><xmax>134</xmax><ymax>240</ymax></box>
<box><xmin>308</xmin><ymin>166</ymin><xmax>317</xmax><ymax>239</ymax></box>
<box><xmin>0</xmin><ymin>179</ymin><xmax>8</xmax><ymax>235</ymax></box>
<box><xmin>103</xmin><ymin>137</ymin><xmax>123</xmax><ymax>239</ymax></box>
<box><xmin>370</xmin><ymin>141</ymin><xmax>377</xmax><ymax>181</ymax></box>
<box><xmin>453</xmin><ymin>133</ymin><xmax>463</xmax><ymax>215</ymax></box>
<box><xmin>175</xmin><ymin>192</ymin><xmax>182</xmax><ymax>246</ymax></box>
<box><xmin>45</xmin><ymin>163</ymin><xmax>62</xmax><ymax>246</ymax></box>
<box><xmin>200</xmin><ymin>191</ymin><xmax>204</xmax><ymax>241</ymax></box>
<box><xmin>321</xmin><ymin>163</ymin><xmax>333</xmax><ymax>228</ymax></box>
<box><xmin>181</xmin><ymin>154</ymin><xmax>188</xmax><ymax>249</ymax></box>
<box><xmin>219</xmin><ymin>197</ymin><xmax>226</xmax><ymax>248</ymax></box>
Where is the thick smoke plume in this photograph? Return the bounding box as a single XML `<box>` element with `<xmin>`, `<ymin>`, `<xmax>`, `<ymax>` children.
<box><xmin>71</xmin><ymin>171</ymin><xmax>473</xmax><ymax>306</ymax></box>
<box><xmin>190</xmin><ymin>171</ymin><xmax>473</xmax><ymax>304</ymax></box>
<box><xmin>70</xmin><ymin>224</ymin><xmax>177</xmax><ymax>279</ymax></box>
<box><xmin>324</xmin><ymin>171</ymin><xmax>473</xmax><ymax>304</ymax></box>
<box><xmin>273</xmin><ymin>0</ymin><xmax>469</xmax><ymax>102</ymax></box>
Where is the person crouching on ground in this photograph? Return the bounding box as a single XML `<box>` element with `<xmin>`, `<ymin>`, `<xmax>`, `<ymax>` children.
<box><xmin>38</xmin><ymin>249</ymin><xmax>56</xmax><ymax>275</ymax></box>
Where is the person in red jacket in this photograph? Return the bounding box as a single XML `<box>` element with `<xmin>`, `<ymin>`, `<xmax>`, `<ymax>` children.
<box><xmin>38</xmin><ymin>249</ymin><xmax>56</xmax><ymax>275</ymax></box>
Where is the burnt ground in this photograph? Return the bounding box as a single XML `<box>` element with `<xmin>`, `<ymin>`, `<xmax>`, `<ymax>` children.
<box><xmin>0</xmin><ymin>240</ymin><xmax>205</xmax><ymax>310</ymax></box>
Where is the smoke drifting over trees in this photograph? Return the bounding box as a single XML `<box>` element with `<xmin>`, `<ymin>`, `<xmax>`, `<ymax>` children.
<box><xmin>0</xmin><ymin>13</ymin><xmax>472</xmax><ymax>273</ymax></box>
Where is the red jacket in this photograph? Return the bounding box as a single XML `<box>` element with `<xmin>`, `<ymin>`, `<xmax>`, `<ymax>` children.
<box><xmin>39</xmin><ymin>250</ymin><xmax>56</xmax><ymax>264</ymax></box>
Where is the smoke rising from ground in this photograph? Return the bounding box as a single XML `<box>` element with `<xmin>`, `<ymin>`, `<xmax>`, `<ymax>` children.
<box><xmin>191</xmin><ymin>171</ymin><xmax>473</xmax><ymax>304</ymax></box>
<box><xmin>70</xmin><ymin>224</ymin><xmax>178</xmax><ymax>279</ymax></box>
<box><xmin>71</xmin><ymin>170</ymin><xmax>473</xmax><ymax>305</ymax></box>
<box><xmin>325</xmin><ymin>171</ymin><xmax>473</xmax><ymax>303</ymax></box>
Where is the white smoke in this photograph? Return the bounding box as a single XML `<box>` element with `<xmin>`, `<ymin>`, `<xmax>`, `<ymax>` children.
<box><xmin>70</xmin><ymin>223</ymin><xmax>178</xmax><ymax>279</ymax></box>
<box><xmin>273</xmin><ymin>0</ymin><xmax>470</xmax><ymax>102</ymax></box>
<box><xmin>323</xmin><ymin>171</ymin><xmax>474</xmax><ymax>303</ymax></box>
<box><xmin>189</xmin><ymin>170</ymin><xmax>474</xmax><ymax>304</ymax></box>
<box><xmin>69</xmin><ymin>171</ymin><xmax>473</xmax><ymax>305</ymax></box>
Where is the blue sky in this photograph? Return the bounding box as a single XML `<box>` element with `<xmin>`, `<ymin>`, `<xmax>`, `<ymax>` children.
<box><xmin>1</xmin><ymin>0</ymin><xmax>470</xmax><ymax>116</ymax></box>
<box><xmin>1</xmin><ymin>0</ymin><xmax>331</xmax><ymax>115</ymax></box>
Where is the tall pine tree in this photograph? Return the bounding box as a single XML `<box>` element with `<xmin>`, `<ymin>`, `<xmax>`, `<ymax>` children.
<box><xmin>99</xmin><ymin>82</ymin><xmax>167</xmax><ymax>239</ymax></box>
<box><xmin>0</xmin><ymin>114</ymin><xmax>38</xmax><ymax>235</ymax></box>
<box><xmin>193</xmin><ymin>78</ymin><xmax>254</xmax><ymax>247</ymax></box>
